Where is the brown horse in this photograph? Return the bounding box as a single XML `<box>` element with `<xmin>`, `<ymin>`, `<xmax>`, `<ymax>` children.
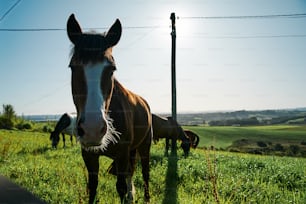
<box><xmin>183</xmin><ymin>129</ymin><xmax>200</xmax><ymax>148</ymax></box>
<box><xmin>152</xmin><ymin>114</ymin><xmax>191</xmax><ymax>157</ymax></box>
<box><xmin>67</xmin><ymin>14</ymin><xmax>152</xmax><ymax>204</ymax></box>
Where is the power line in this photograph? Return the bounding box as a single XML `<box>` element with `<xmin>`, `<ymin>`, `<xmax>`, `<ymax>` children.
<box><xmin>178</xmin><ymin>13</ymin><xmax>306</xmax><ymax>20</ymax></box>
<box><xmin>1</xmin><ymin>13</ymin><xmax>305</xmax><ymax>32</ymax></box>
<box><xmin>181</xmin><ymin>34</ymin><xmax>306</xmax><ymax>39</ymax></box>
<box><xmin>0</xmin><ymin>28</ymin><xmax>64</xmax><ymax>32</ymax></box>
<box><xmin>0</xmin><ymin>25</ymin><xmax>164</xmax><ymax>32</ymax></box>
<box><xmin>1</xmin><ymin>29</ymin><xmax>305</xmax><ymax>39</ymax></box>
<box><xmin>0</xmin><ymin>0</ymin><xmax>22</xmax><ymax>22</ymax></box>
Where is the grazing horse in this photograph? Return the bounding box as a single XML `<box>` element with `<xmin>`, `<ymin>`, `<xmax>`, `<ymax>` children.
<box><xmin>66</xmin><ymin>14</ymin><xmax>152</xmax><ymax>204</ymax></box>
<box><xmin>49</xmin><ymin>113</ymin><xmax>77</xmax><ymax>148</ymax></box>
<box><xmin>183</xmin><ymin>129</ymin><xmax>200</xmax><ymax>149</ymax></box>
<box><xmin>152</xmin><ymin>114</ymin><xmax>191</xmax><ymax>157</ymax></box>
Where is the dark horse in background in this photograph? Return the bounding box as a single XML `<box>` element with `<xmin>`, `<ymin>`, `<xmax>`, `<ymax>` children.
<box><xmin>67</xmin><ymin>14</ymin><xmax>152</xmax><ymax>203</ymax></box>
<box><xmin>49</xmin><ymin>113</ymin><xmax>77</xmax><ymax>148</ymax></box>
<box><xmin>183</xmin><ymin>129</ymin><xmax>200</xmax><ymax>149</ymax></box>
<box><xmin>152</xmin><ymin>114</ymin><xmax>191</xmax><ymax>157</ymax></box>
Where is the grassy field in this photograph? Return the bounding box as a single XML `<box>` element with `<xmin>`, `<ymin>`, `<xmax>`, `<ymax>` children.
<box><xmin>184</xmin><ymin>125</ymin><xmax>306</xmax><ymax>156</ymax></box>
<box><xmin>0</xmin><ymin>129</ymin><xmax>306</xmax><ymax>203</ymax></box>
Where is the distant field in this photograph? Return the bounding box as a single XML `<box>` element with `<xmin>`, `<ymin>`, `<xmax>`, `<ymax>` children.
<box><xmin>183</xmin><ymin>125</ymin><xmax>306</xmax><ymax>156</ymax></box>
<box><xmin>0</xmin><ymin>129</ymin><xmax>306</xmax><ymax>203</ymax></box>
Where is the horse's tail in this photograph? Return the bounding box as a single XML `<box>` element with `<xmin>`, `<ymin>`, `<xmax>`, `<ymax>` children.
<box><xmin>192</xmin><ymin>133</ymin><xmax>200</xmax><ymax>148</ymax></box>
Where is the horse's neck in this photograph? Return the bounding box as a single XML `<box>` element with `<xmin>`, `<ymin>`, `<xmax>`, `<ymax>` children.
<box><xmin>113</xmin><ymin>79</ymin><xmax>127</xmax><ymax>95</ymax></box>
<box><xmin>178</xmin><ymin>128</ymin><xmax>189</xmax><ymax>141</ymax></box>
<box><xmin>168</xmin><ymin>119</ymin><xmax>188</xmax><ymax>141</ymax></box>
<box><xmin>112</xmin><ymin>79</ymin><xmax>135</xmax><ymax>103</ymax></box>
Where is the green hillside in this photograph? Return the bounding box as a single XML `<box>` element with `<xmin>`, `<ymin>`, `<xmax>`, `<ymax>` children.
<box><xmin>184</xmin><ymin>125</ymin><xmax>306</xmax><ymax>156</ymax></box>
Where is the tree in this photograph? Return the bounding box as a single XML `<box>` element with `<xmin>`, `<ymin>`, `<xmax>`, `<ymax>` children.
<box><xmin>0</xmin><ymin>104</ymin><xmax>16</xmax><ymax>129</ymax></box>
<box><xmin>2</xmin><ymin>104</ymin><xmax>16</xmax><ymax>120</ymax></box>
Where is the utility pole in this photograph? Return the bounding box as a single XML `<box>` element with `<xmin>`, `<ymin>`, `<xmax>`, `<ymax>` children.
<box><xmin>170</xmin><ymin>12</ymin><xmax>177</xmax><ymax>154</ymax></box>
<box><xmin>170</xmin><ymin>12</ymin><xmax>177</xmax><ymax>121</ymax></box>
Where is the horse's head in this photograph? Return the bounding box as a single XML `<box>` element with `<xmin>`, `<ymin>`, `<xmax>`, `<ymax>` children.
<box><xmin>50</xmin><ymin>131</ymin><xmax>60</xmax><ymax>148</ymax></box>
<box><xmin>179</xmin><ymin>129</ymin><xmax>191</xmax><ymax>157</ymax></box>
<box><xmin>67</xmin><ymin>14</ymin><xmax>121</xmax><ymax>149</ymax></box>
<box><xmin>167</xmin><ymin>116</ymin><xmax>191</xmax><ymax>157</ymax></box>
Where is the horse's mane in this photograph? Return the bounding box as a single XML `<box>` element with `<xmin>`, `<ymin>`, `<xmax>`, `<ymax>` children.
<box><xmin>113</xmin><ymin>79</ymin><xmax>148</xmax><ymax>108</ymax></box>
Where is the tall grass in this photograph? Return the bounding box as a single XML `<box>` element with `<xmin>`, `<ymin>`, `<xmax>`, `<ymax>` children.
<box><xmin>0</xmin><ymin>129</ymin><xmax>305</xmax><ymax>203</ymax></box>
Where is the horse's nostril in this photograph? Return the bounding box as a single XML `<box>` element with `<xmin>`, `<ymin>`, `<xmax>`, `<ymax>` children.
<box><xmin>77</xmin><ymin>126</ymin><xmax>85</xmax><ymax>137</ymax></box>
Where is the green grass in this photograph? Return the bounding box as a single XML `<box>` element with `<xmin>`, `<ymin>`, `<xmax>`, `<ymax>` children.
<box><xmin>0</xmin><ymin>129</ymin><xmax>306</xmax><ymax>203</ymax></box>
<box><xmin>184</xmin><ymin>125</ymin><xmax>306</xmax><ymax>149</ymax></box>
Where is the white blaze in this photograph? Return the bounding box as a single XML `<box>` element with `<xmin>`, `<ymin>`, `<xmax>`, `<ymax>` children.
<box><xmin>81</xmin><ymin>61</ymin><xmax>121</xmax><ymax>152</ymax></box>
<box><xmin>84</xmin><ymin>62</ymin><xmax>107</xmax><ymax>115</ymax></box>
<box><xmin>80</xmin><ymin>62</ymin><xmax>107</xmax><ymax>143</ymax></box>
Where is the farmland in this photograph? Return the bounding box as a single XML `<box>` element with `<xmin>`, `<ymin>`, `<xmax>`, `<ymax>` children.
<box><xmin>185</xmin><ymin>125</ymin><xmax>306</xmax><ymax>157</ymax></box>
<box><xmin>0</xmin><ymin>128</ymin><xmax>306</xmax><ymax>203</ymax></box>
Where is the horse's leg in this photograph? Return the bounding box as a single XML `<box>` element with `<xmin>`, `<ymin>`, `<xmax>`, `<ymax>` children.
<box><xmin>126</xmin><ymin>149</ymin><xmax>137</xmax><ymax>202</ymax></box>
<box><xmin>82</xmin><ymin>149</ymin><xmax>99</xmax><ymax>204</ymax></box>
<box><xmin>116</xmin><ymin>175</ymin><xmax>127</xmax><ymax>204</ymax></box>
<box><xmin>115</xmin><ymin>147</ymin><xmax>130</xmax><ymax>203</ymax></box>
<box><xmin>70</xmin><ymin>134</ymin><xmax>73</xmax><ymax>146</ymax></box>
<box><xmin>140</xmin><ymin>153</ymin><xmax>150</xmax><ymax>203</ymax></box>
<box><xmin>62</xmin><ymin>133</ymin><xmax>66</xmax><ymax>148</ymax></box>
<box><xmin>138</xmin><ymin>137</ymin><xmax>151</xmax><ymax>203</ymax></box>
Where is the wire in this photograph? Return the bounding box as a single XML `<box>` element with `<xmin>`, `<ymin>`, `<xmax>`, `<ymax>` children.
<box><xmin>0</xmin><ymin>28</ymin><xmax>64</xmax><ymax>32</ymax></box>
<box><xmin>0</xmin><ymin>13</ymin><xmax>305</xmax><ymax>40</ymax></box>
<box><xmin>0</xmin><ymin>25</ymin><xmax>165</xmax><ymax>32</ymax></box>
<box><xmin>181</xmin><ymin>34</ymin><xmax>306</xmax><ymax>39</ymax></box>
<box><xmin>0</xmin><ymin>0</ymin><xmax>22</xmax><ymax>22</ymax></box>
<box><xmin>1</xmin><ymin>13</ymin><xmax>305</xmax><ymax>31</ymax></box>
<box><xmin>1</xmin><ymin>29</ymin><xmax>305</xmax><ymax>39</ymax></box>
<box><xmin>178</xmin><ymin>13</ymin><xmax>306</xmax><ymax>20</ymax></box>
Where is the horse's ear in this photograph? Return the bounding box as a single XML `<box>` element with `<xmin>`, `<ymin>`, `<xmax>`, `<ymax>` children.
<box><xmin>105</xmin><ymin>19</ymin><xmax>122</xmax><ymax>47</ymax></box>
<box><xmin>67</xmin><ymin>14</ymin><xmax>82</xmax><ymax>44</ymax></box>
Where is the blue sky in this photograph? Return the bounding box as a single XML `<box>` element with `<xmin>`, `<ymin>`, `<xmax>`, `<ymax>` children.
<box><xmin>1</xmin><ymin>0</ymin><xmax>306</xmax><ymax>115</ymax></box>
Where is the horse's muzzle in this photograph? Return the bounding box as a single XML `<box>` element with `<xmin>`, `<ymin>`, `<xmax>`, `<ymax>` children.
<box><xmin>77</xmin><ymin>112</ymin><xmax>108</xmax><ymax>146</ymax></box>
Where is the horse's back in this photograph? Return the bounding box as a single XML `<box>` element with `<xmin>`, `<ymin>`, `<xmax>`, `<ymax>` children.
<box><xmin>62</xmin><ymin>115</ymin><xmax>77</xmax><ymax>136</ymax></box>
<box><xmin>152</xmin><ymin>114</ymin><xmax>174</xmax><ymax>140</ymax></box>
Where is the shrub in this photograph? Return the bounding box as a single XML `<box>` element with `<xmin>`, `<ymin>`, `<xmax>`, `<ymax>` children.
<box><xmin>288</xmin><ymin>145</ymin><xmax>300</xmax><ymax>156</ymax></box>
<box><xmin>257</xmin><ymin>141</ymin><xmax>267</xmax><ymax>147</ymax></box>
<box><xmin>23</xmin><ymin>123</ymin><xmax>32</xmax><ymax>129</ymax></box>
<box><xmin>16</xmin><ymin>122</ymin><xmax>32</xmax><ymax>130</ymax></box>
<box><xmin>42</xmin><ymin>125</ymin><xmax>52</xmax><ymax>133</ymax></box>
<box><xmin>0</xmin><ymin>117</ymin><xmax>14</xmax><ymax>130</ymax></box>
<box><xmin>274</xmin><ymin>143</ymin><xmax>284</xmax><ymax>151</ymax></box>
